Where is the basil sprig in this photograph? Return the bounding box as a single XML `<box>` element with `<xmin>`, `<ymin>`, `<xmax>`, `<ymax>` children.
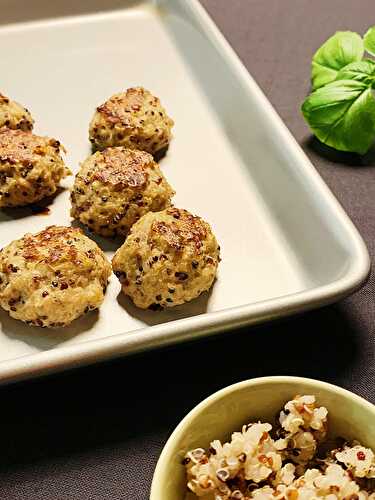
<box><xmin>302</xmin><ymin>26</ymin><xmax>375</xmax><ymax>154</ymax></box>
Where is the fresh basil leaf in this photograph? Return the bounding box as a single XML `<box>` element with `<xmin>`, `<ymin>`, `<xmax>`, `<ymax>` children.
<box><xmin>364</xmin><ymin>25</ymin><xmax>375</xmax><ymax>56</ymax></box>
<box><xmin>301</xmin><ymin>79</ymin><xmax>375</xmax><ymax>154</ymax></box>
<box><xmin>312</xmin><ymin>31</ymin><xmax>364</xmax><ymax>90</ymax></box>
<box><xmin>335</xmin><ymin>59</ymin><xmax>375</xmax><ymax>83</ymax></box>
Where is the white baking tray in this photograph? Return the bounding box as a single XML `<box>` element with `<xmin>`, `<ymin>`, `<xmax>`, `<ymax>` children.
<box><xmin>0</xmin><ymin>0</ymin><xmax>370</xmax><ymax>384</ymax></box>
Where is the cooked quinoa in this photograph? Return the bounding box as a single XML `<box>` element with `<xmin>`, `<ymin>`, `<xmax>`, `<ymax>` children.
<box><xmin>184</xmin><ymin>395</ymin><xmax>375</xmax><ymax>499</ymax></box>
<box><xmin>89</xmin><ymin>87</ymin><xmax>174</xmax><ymax>155</ymax></box>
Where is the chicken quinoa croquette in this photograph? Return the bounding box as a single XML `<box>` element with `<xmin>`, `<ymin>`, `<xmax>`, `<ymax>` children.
<box><xmin>0</xmin><ymin>226</ymin><xmax>111</xmax><ymax>328</ymax></box>
<box><xmin>0</xmin><ymin>92</ymin><xmax>34</xmax><ymax>132</ymax></box>
<box><xmin>112</xmin><ymin>207</ymin><xmax>220</xmax><ymax>309</ymax></box>
<box><xmin>89</xmin><ymin>87</ymin><xmax>174</xmax><ymax>155</ymax></box>
<box><xmin>0</xmin><ymin>129</ymin><xmax>71</xmax><ymax>207</ymax></box>
<box><xmin>70</xmin><ymin>147</ymin><xmax>175</xmax><ymax>238</ymax></box>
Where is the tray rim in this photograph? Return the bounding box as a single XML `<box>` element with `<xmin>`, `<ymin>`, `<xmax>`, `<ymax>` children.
<box><xmin>0</xmin><ymin>0</ymin><xmax>370</xmax><ymax>385</ymax></box>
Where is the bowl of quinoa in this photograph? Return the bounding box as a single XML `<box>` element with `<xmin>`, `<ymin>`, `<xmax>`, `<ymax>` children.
<box><xmin>150</xmin><ymin>377</ymin><xmax>375</xmax><ymax>500</ymax></box>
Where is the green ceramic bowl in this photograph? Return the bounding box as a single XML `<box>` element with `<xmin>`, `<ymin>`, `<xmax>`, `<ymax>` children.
<box><xmin>150</xmin><ymin>376</ymin><xmax>375</xmax><ymax>500</ymax></box>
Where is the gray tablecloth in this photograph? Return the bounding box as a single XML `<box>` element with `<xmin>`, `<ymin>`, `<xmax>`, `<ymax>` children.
<box><xmin>0</xmin><ymin>1</ymin><xmax>374</xmax><ymax>499</ymax></box>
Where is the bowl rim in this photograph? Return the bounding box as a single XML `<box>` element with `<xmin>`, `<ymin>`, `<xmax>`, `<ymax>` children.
<box><xmin>150</xmin><ymin>375</ymin><xmax>375</xmax><ymax>498</ymax></box>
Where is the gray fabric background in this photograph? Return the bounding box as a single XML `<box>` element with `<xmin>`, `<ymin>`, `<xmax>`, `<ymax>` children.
<box><xmin>0</xmin><ymin>1</ymin><xmax>374</xmax><ymax>498</ymax></box>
